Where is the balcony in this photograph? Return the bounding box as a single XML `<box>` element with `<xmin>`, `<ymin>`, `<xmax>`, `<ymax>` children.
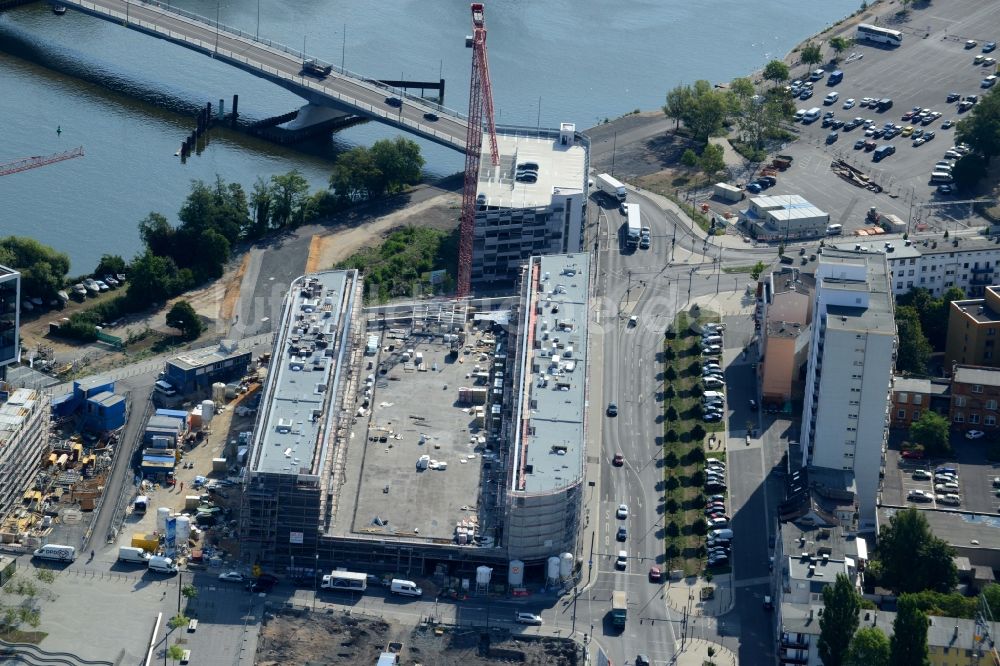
<box><xmin>781</xmin><ymin>632</ymin><xmax>810</xmax><ymax>649</ymax></box>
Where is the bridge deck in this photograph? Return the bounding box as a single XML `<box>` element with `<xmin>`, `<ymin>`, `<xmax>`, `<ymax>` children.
<box><xmin>59</xmin><ymin>0</ymin><xmax>469</xmax><ymax>152</ymax></box>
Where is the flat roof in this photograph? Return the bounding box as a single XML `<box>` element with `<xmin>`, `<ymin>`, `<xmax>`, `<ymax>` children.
<box><xmin>250</xmin><ymin>271</ymin><xmax>356</xmax><ymax>476</ymax></box>
<box><xmin>750</xmin><ymin>194</ymin><xmax>827</xmax><ymax>220</ymax></box>
<box><xmin>818</xmin><ymin>249</ymin><xmax>895</xmax><ymax>334</ymax></box>
<box><xmin>0</xmin><ymin>389</ymin><xmax>43</xmax><ymax>447</ymax></box>
<box><xmin>476</xmin><ymin>129</ymin><xmax>586</xmax><ymax>209</ymax></box>
<box><xmin>168</xmin><ymin>340</ymin><xmax>248</xmax><ymax>371</ymax></box>
<box><xmin>75</xmin><ymin>375</ymin><xmax>113</xmax><ymax>391</ymax></box>
<box><xmin>952</xmin><ymin>365</ymin><xmax>1000</xmax><ymax>388</ymax></box>
<box><xmin>834</xmin><ymin>238</ymin><xmax>922</xmax><ymax>260</ymax></box>
<box><xmin>952</xmin><ymin>297</ymin><xmax>1000</xmax><ymax>324</ymax></box>
<box><xmin>512</xmin><ymin>253</ymin><xmax>590</xmax><ymax>495</ymax></box>
<box><xmin>879</xmin><ymin>506</ymin><xmax>1000</xmax><ymax>552</ymax></box>
<box><xmin>892</xmin><ymin>376</ymin><xmax>950</xmax><ymax>396</ymax></box>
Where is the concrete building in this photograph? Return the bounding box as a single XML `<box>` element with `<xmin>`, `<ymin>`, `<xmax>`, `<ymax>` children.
<box><xmin>757</xmin><ymin>268</ymin><xmax>813</xmax><ymax>411</ymax></box>
<box><xmin>890</xmin><ymin>376</ymin><xmax>950</xmax><ymax>429</ymax></box>
<box><xmin>472</xmin><ymin>124</ymin><xmax>588</xmax><ymax>286</ymax></box>
<box><xmin>163</xmin><ymin>341</ymin><xmax>252</xmax><ymax>395</ymax></box>
<box><xmin>743</xmin><ymin>194</ymin><xmax>830</xmax><ymax>241</ymax></box>
<box><xmin>801</xmin><ymin>249</ymin><xmax>896</xmax><ymax>526</ymax></box>
<box><xmin>946</xmin><ymin>286</ymin><xmax>1000</xmax><ymax>369</ymax></box>
<box><xmin>837</xmin><ymin>234</ymin><xmax>1000</xmax><ymax>297</ymax></box>
<box><xmin>949</xmin><ymin>364</ymin><xmax>1000</xmax><ymax>434</ymax></box>
<box><xmin>503</xmin><ymin>253</ymin><xmax>590</xmax><ymax>562</ymax></box>
<box><xmin>0</xmin><ymin>265</ymin><xmax>20</xmax><ymax>378</ymax></box>
<box><xmin>0</xmin><ymin>389</ymin><xmax>50</xmax><ymax>525</ymax></box>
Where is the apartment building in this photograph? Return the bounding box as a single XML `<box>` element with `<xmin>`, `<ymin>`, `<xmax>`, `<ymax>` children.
<box><xmin>800</xmin><ymin>249</ymin><xmax>896</xmax><ymax>525</ymax></box>
<box><xmin>757</xmin><ymin>268</ymin><xmax>813</xmax><ymax>410</ymax></box>
<box><xmin>837</xmin><ymin>234</ymin><xmax>1000</xmax><ymax>297</ymax></box>
<box><xmin>950</xmin><ymin>364</ymin><xmax>1000</xmax><ymax>434</ymax></box>
<box><xmin>0</xmin><ymin>265</ymin><xmax>19</xmax><ymax>377</ymax></box>
<box><xmin>890</xmin><ymin>376</ymin><xmax>950</xmax><ymax>429</ymax></box>
<box><xmin>472</xmin><ymin>124</ymin><xmax>588</xmax><ymax>286</ymax></box>
<box><xmin>945</xmin><ymin>286</ymin><xmax>1000</xmax><ymax>369</ymax></box>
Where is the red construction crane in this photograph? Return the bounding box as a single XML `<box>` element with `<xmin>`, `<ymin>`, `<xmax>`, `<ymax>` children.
<box><xmin>0</xmin><ymin>146</ymin><xmax>84</xmax><ymax>177</ymax></box>
<box><xmin>457</xmin><ymin>2</ymin><xmax>500</xmax><ymax>297</ymax></box>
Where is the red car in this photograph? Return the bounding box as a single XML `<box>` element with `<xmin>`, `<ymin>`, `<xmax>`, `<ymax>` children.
<box><xmin>648</xmin><ymin>566</ymin><xmax>662</xmax><ymax>582</ymax></box>
<box><xmin>901</xmin><ymin>449</ymin><xmax>925</xmax><ymax>460</ymax></box>
<box><xmin>612</xmin><ymin>453</ymin><xmax>624</xmax><ymax>466</ymax></box>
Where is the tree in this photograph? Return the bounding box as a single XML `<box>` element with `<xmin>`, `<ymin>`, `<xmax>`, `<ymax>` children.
<box><xmin>890</xmin><ymin>596</ymin><xmax>930</xmax><ymax>666</ymax></box>
<box><xmin>663</xmin><ymin>84</ymin><xmax>694</xmax><ymax>130</ymax></box>
<box><xmin>330</xmin><ymin>146</ymin><xmax>383</xmax><ymax>201</ymax></box>
<box><xmin>845</xmin><ymin>626</ymin><xmax>889</xmax><ymax>666</ymax></box>
<box><xmin>829</xmin><ymin>36</ymin><xmax>853</xmax><ymax>61</ymax></box>
<box><xmin>877</xmin><ymin>508</ymin><xmax>957</xmax><ymax>594</ymax></box>
<box><xmin>699</xmin><ymin>144</ymin><xmax>726</xmax><ymax>178</ymax></box>
<box><xmin>166</xmin><ymin>301</ymin><xmax>204</xmax><ymax>340</ymax></box>
<box><xmin>371</xmin><ymin>137</ymin><xmax>425</xmax><ymax>194</ymax></box>
<box><xmin>956</xmin><ymin>88</ymin><xmax>1000</xmax><ymax>163</ymax></box>
<box><xmin>819</xmin><ymin>573</ymin><xmax>861</xmax><ymax>666</ymax></box>
<box><xmin>895</xmin><ymin>306</ymin><xmax>931</xmax><ymax>374</ymax></box>
<box><xmin>270</xmin><ymin>170</ymin><xmax>311</xmax><ymax>229</ymax></box>
<box><xmin>750</xmin><ymin>261</ymin><xmax>767</xmax><ymax>280</ymax></box>
<box><xmin>138</xmin><ymin>212</ymin><xmax>177</xmax><ymax>258</ymax></box>
<box><xmin>909</xmin><ymin>412</ymin><xmax>951</xmax><ymax>457</ymax></box>
<box><xmin>94</xmin><ymin>254</ymin><xmax>127</xmax><ymax>279</ymax></box>
<box><xmin>801</xmin><ymin>42</ymin><xmax>823</xmax><ymax>69</ymax></box>
<box><xmin>951</xmin><ymin>153</ymin><xmax>987</xmax><ymax>190</ymax></box>
<box><xmin>680</xmin><ymin>149</ymin><xmax>699</xmax><ymax>168</ymax></box>
<box><xmin>166</xmin><ymin>644</ymin><xmax>187</xmax><ymax>664</ymax></box>
<box><xmin>762</xmin><ymin>59</ymin><xmax>790</xmax><ymax>86</ymax></box>
<box><xmin>0</xmin><ymin>236</ymin><xmax>71</xmax><ymax>300</ymax></box>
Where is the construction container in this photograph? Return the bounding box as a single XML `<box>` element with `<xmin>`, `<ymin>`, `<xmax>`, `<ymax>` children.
<box><xmin>184</xmin><ymin>495</ymin><xmax>202</xmax><ymax>510</ymax></box>
<box><xmin>212</xmin><ymin>457</ymin><xmax>227</xmax><ymax>472</ymax></box>
<box><xmin>131</xmin><ymin>532</ymin><xmax>160</xmax><ymax>553</ymax></box>
<box><xmin>713</xmin><ymin>182</ymin><xmax>744</xmax><ymax>202</ymax></box>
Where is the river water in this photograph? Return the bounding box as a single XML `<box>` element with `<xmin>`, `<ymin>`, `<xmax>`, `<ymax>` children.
<box><xmin>0</xmin><ymin>0</ymin><xmax>860</xmax><ymax>272</ymax></box>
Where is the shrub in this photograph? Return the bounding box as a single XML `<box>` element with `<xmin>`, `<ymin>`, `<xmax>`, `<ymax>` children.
<box><xmin>666</xmin><ymin>406</ymin><xmax>679</xmax><ymax>422</ymax></box>
<box><xmin>666</xmin><ymin>498</ymin><xmax>680</xmax><ymax>514</ymax></box>
<box><xmin>665</xmin><ymin>451</ymin><xmax>679</xmax><ymax>468</ymax></box>
<box><xmin>691</xmin><ymin>424</ymin><xmax>707</xmax><ymax>441</ymax></box>
<box><xmin>666</xmin><ymin>521</ymin><xmax>680</xmax><ymax>537</ymax></box>
<box><xmin>666</xmin><ymin>429</ymin><xmax>679</xmax><ymax>443</ymax></box>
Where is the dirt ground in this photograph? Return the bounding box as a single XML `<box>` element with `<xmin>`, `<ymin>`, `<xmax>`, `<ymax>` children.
<box><xmin>256</xmin><ymin>612</ymin><xmax>579</xmax><ymax>666</ymax></box>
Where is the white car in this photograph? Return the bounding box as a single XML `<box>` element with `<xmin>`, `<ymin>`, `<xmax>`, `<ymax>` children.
<box><xmin>843</xmin><ymin>98</ymin><xmax>856</xmax><ymax>109</ymax></box>
<box><xmin>218</xmin><ymin>571</ymin><xmax>245</xmax><ymax>582</ymax></box>
<box><xmin>616</xmin><ymin>550</ymin><xmax>628</xmax><ymax>570</ymax></box>
<box><xmin>824</xmin><ymin>91</ymin><xmax>839</xmax><ymax>105</ymax></box>
<box><xmin>966</xmin><ymin>430</ymin><xmax>985</xmax><ymax>440</ymax></box>
<box><xmin>937</xmin><ymin>494</ymin><xmax>961</xmax><ymax>506</ymax></box>
<box><xmin>616</xmin><ymin>503</ymin><xmax>629</xmax><ymax>519</ymax></box>
<box><xmin>515</xmin><ymin>612</ymin><xmax>543</xmax><ymax>625</ymax></box>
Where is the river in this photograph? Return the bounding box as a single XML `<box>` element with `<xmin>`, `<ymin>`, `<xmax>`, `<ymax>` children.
<box><xmin>0</xmin><ymin>0</ymin><xmax>860</xmax><ymax>272</ymax></box>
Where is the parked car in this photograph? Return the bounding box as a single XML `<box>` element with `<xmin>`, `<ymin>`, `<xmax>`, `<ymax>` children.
<box><xmin>515</xmin><ymin>612</ymin><xmax>543</xmax><ymax>625</ymax></box>
<box><xmin>908</xmin><ymin>489</ymin><xmax>933</xmax><ymax>502</ymax></box>
<box><xmin>966</xmin><ymin>430</ymin><xmax>985</xmax><ymax>440</ymax></box>
<box><xmin>901</xmin><ymin>449</ymin><xmax>925</xmax><ymax>459</ymax></box>
<box><xmin>946</xmin><ymin>92</ymin><xmax>961</xmax><ymax>102</ymax></box>
<box><xmin>843</xmin><ymin>98</ymin><xmax>856</xmax><ymax>109</ymax></box>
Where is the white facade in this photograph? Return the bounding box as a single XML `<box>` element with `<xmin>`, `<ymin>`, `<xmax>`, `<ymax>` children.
<box><xmin>0</xmin><ymin>389</ymin><xmax>50</xmax><ymax>526</ymax></box>
<box><xmin>801</xmin><ymin>250</ymin><xmax>895</xmax><ymax>525</ymax></box>
<box><xmin>837</xmin><ymin>235</ymin><xmax>1000</xmax><ymax>297</ymax></box>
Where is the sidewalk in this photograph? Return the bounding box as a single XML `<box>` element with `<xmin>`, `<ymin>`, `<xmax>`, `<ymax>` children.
<box><xmin>665</xmin><ymin>574</ymin><xmax>735</xmax><ymax>618</ymax></box>
<box><xmin>672</xmin><ymin>638</ymin><xmax>738</xmax><ymax>666</ymax></box>
<box><xmin>630</xmin><ymin>185</ymin><xmax>755</xmax><ymax>251</ymax></box>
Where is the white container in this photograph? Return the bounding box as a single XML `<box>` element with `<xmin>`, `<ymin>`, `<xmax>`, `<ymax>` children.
<box><xmin>547</xmin><ymin>556</ymin><xmax>561</xmax><ymax>582</ymax></box>
<box><xmin>508</xmin><ymin>559</ymin><xmax>525</xmax><ymax>587</ymax></box>
<box><xmin>201</xmin><ymin>400</ymin><xmax>215</xmax><ymax>425</ymax></box>
<box><xmin>212</xmin><ymin>382</ymin><xmax>227</xmax><ymax>403</ymax></box>
<box><xmin>175</xmin><ymin>515</ymin><xmax>192</xmax><ymax>544</ymax></box>
<box><xmin>560</xmin><ymin>552</ymin><xmax>574</xmax><ymax>579</ymax></box>
<box><xmin>475</xmin><ymin>565</ymin><xmax>493</xmax><ymax>586</ymax></box>
<box><xmin>156</xmin><ymin>507</ymin><xmax>171</xmax><ymax>532</ymax></box>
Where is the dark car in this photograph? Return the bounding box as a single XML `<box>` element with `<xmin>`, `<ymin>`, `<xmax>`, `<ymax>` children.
<box><xmin>985</xmin><ymin>42</ymin><xmax>997</xmax><ymax>53</ymax></box>
<box><xmin>423</xmin><ymin>112</ymin><xmax>439</xmax><ymax>121</ymax></box>
<box><xmin>617</xmin><ymin>527</ymin><xmax>627</xmax><ymax>542</ymax></box>
<box><xmin>758</xmin><ymin>175</ymin><xmax>777</xmax><ymax>187</ymax></box>
<box><xmin>937</xmin><ymin>184</ymin><xmax>955</xmax><ymax>195</ymax></box>
<box><xmin>607</xmin><ymin>403</ymin><xmax>618</xmax><ymax>417</ymax></box>
<box><xmin>946</xmin><ymin>92</ymin><xmax>961</xmax><ymax>102</ymax></box>
<box><xmin>854</xmin><ymin>139</ymin><xmax>865</xmax><ymax>150</ymax></box>
<box><xmin>832</xmin><ymin>119</ymin><xmax>845</xmax><ymax>130</ymax></box>
<box><xmin>923</xmin><ymin>131</ymin><xmax>935</xmax><ymax>141</ymax></box>
<box><xmin>746</xmin><ymin>182</ymin><xmax>763</xmax><ymax>194</ymax></box>
<box><xmin>385</xmin><ymin>97</ymin><xmax>403</xmax><ymax>108</ymax></box>
<box><xmin>822</xmin><ymin>116</ymin><xmax>835</xmax><ymax>128</ymax></box>
<box><xmin>826</xmin><ymin>131</ymin><xmax>839</xmax><ymax>144</ymax></box>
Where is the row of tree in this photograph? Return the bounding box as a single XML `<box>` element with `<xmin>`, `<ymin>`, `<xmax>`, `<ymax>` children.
<box><xmin>954</xmin><ymin>85</ymin><xmax>1000</xmax><ymax>189</ymax></box>
<box><xmin>894</xmin><ymin>286</ymin><xmax>966</xmax><ymax>374</ymax></box>
<box><xmin>0</xmin><ymin>236</ymin><xmax>71</xmax><ymax>302</ymax></box>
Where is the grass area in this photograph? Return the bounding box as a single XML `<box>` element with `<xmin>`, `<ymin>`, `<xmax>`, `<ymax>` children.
<box><xmin>662</xmin><ymin>310</ymin><xmax>728</xmax><ymax>576</ymax></box>
<box><xmin>0</xmin><ymin>629</ymin><xmax>47</xmax><ymax>644</ymax></box>
<box><xmin>721</xmin><ymin>265</ymin><xmax>756</xmax><ymax>275</ymax></box>
<box><xmin>335</xmin><ymin>226</ymin><xmax>459</xmax><ymax>303</ymax></box>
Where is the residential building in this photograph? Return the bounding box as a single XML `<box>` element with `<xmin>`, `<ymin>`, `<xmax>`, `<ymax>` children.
<box><xmin>757</xmin><ymin>267</ymin><xmax>813</xmax><ymax>410</ymax></box>
<box><xmin>837</xmin><ymin>234</ymin><xmax>1000</xmax><ymax>297</ymax></box>
<box><xmin>743</xmin><ymin>194</ymin><xmax>830</xmax><ymax>241</ymax></box>
<box><xmin>891</xmin><ymin>376</ymin><xmax>950</xmax><ymax>429</ymax></box>
<box><xmin>0</xmin><ymin>265</ymin><xmax>19</xmax><ymax>377</ymax></box>
<box><xmin>0</xmin><ymin>389</ymin><xmax>50</xmax><ymax>526</ymax></box>
<box><xmin>163</xmin><ymin>341</ymin><xmax>253</xmax><ymax>395</ymax></box>
<box><xmin>800</xmin><ymin>249</ymin><xmax>896</xmax><ymax>526</ymax></box>
<box><xmin>945</xmin><ymin>287</ymin><xmax>1000</xmax><ymax>369</ymax></box>
<box><xmin>503</xmin><ymin>253</ymin><xmax>590</xmax><ymax>561</ymax></box>
<box><xmin>472</xmin><ymin>124</ymin><xmax>588</xmax><ymax>286</ymax></box>
<box><xmin>950</xmin><ymin>364</ymin><xmax>1000</xmax><ymax>433</ymax></box>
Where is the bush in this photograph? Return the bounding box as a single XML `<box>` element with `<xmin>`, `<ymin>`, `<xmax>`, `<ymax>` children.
<box><xmin>666</xmin><ymin>429</ymin><xmax>679</xmax><ymax>442</ymax></box>
<box><xmin>665</xmin><ymin>366</ymin><xmax>678</xmax><ymax>381</ymax></box>
<box><xmin>666</xmin><ymin>405</ymin><xmax>679</xmax><ymax>422</ymax></box>
<box><xmin>691</xmin><ymin>424</ymin><xmax>706</xmax><ymax>441</ymax></box>
<box><xmin>665</xmin><ymin>451</ymin><xmax>679</xmax><ymax>468</ymax></box>
<box><xmin>666</xmin><ymin>476</ymin><xmax>680</xmax><ymax>491</ymax></box>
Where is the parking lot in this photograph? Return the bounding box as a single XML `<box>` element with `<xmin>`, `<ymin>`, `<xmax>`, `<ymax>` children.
<box><xmin>735</xmin><ymin>0</ymin><xmax>999</xmax><ymax>236</ymax></box>
<box><xmin>883</xmin><ymin>434</ymin><xmax>1000</xmax><ymax>514</ymax></box>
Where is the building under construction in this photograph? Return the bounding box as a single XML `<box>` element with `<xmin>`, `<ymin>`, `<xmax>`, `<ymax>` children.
<box><xmin>240</xmin><ymin>256</ymin><xmax>592</xmax><ymax>583</ymax></box>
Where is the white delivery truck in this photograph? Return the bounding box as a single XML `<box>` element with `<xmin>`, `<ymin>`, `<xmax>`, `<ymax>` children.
<box><xmin>390</xmin><ymin>579</ymin><xmax>423</xmax><ymax>597</ymax></box>
<box><xmin>118</xmin><ymin>546</ymin><xmax>151</xmax><ymax>564</ymax></box>
<box><xmin>595</xmin><ymin>173</ymin><xmax>627</xmax><ymax>202</ymax></box>
<box><xmin>148</xmin><ymin>556</ymin><xmax>179</xmax><ymax>574</ymax></box>
<box><xmin>624</xmin><ymin>202</ymin><xmax>642</xmax><ymax>249</ymax></box>
<box><xmin>32</xmin><ymin>544</ymin><xmax>76</xmax><ymax>562</ymax></box>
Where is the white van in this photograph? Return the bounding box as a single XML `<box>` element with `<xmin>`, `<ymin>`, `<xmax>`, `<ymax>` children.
<box><xmin>826</xmin><ymin>224</ymin><xmax>843</xmax><ymax>235</ymax></box>
<box><xmin>148</xmin><ymin>556</ymin><xmax>178</xmax><ymax>574</ymax></box>
<box><xmin>33</xmin><ymin>544</ymin><xmax>76</xmax><ymax>562</ymax></box>
<box><xmin>390</xmin><ymin>579</ymin><xmax>423</xmax><ymax>597</ymax></box>
<box><xmin>154</xmin><ymin>380</ymin><xmax>177</xmax><ymax>396</ymax></box>
<box><xmin>118</xmin><ymin>546</ymin><xmax>151</xmax><ymax>564</ymax></box>
<box><xmin>930</xmin><ymin>171</ymin><xmax>954</xmax><ymax>184</ymax></box>
<box><xmin>802</xmin><ymin>107</ymin><xmax>822</xmax><ymax>124</ymax></box>
<box><xmin>702</xmin><ymin>335</ymin><xmax>723</xmax><ymax>345</ymax></box>
<box><xmin>702</xmin><ymin>391</ymin><xmax>725</xmax><ymax>400</ymax></box>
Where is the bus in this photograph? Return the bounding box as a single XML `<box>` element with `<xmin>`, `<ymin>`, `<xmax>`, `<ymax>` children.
<box><xmin>856</xmin><ymin>24</ymin><xmax>903</xmax><ymax>46</ymax></box>
<box><xmin>320</xmin><ymin>570</ymin><xmax>368</xmax><ymax>592</ymax></box>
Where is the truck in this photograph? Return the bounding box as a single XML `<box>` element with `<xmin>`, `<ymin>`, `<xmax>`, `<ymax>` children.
<box><xmin>624</xmin><ymin>202</ymin><xmax>642</xmax><ymax>248</ymax></box>
<box><xmin>713</xmin><ymin>183</ymin><xmax>743</xmax><ymax>203</ymax></box>
<box><xmin>595</xmin><ymin>173</ymin><xmax>627</xmax><ymax>202</ymax></box>
<box><xmin>118</xmin><ymin>546</ymin><xmax>151</xmax><ymax>564</ymax></box>
<box><xmin>881</xmin><ymin>213</ymin><xmax>906</xmax><ymax>234</ymax></box>
<box><xmin>320</xmin><ymin>570</ymin><xmax>368</xmax><ymax>591</ymax></box>
<box><xmin>611</xmin><ymin>590</ymin><xmax>627</xmax><ymax>627</ymax></box>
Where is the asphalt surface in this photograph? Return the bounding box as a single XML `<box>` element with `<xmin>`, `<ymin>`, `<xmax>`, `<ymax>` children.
<box><xmin>62</xmin><ymin>0</ymin><xmax>468</xmax><ymax>151</ymax></box>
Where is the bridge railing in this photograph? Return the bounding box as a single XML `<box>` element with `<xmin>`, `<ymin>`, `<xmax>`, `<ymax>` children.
<box><xmin>133</xmin><ymin>0</ymin><xmax>468</xmax><ymax>121</ymax></box>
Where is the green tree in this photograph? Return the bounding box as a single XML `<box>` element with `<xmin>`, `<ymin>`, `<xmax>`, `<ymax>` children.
<box><xmin>844</xmin><ymin>626</ymin><xmax>889</xmax><ymax>666</ymax></box>
<box><xmin>166</xmin><ymin>644</ymin><xmax>187</xmax><ymax>664</ymax></box>
<box><xmin>699</xmin><ymin>144</ymin><xmax>726</xmax><ymax>178</ymax></box>
<box><xmin>890</xmin><ymin>596</ymin><xmax>930</xmax><ymax>666</ymax></box>
<box><xmin>0</xmin><ymin>236</ymin><xmax>71</xmax><ymax>300</ymax></box>
<box><xmin>124</xmin><ymin>251</ymin><xmax>178</xmax><ymax>308</ymax></box>
<box><xmin>182</xmin><ymin>584</ymin><xmax>198</xmax><ymax>600</ymax></box>
<box><xmin>956</xmin><ymin>88</ymin><xmax>1000</xmax><ymax>163</ymax></box>
<box><xmin>663</xmin><ymin>84</ymin><xmax>694</xmax><ymax>130</ymax></box>
<box><xmin>270</xmin><ymin>170</ymin><xmax>311</xmax><ymax>229</ymax></box>
<box><xmin>165</xmin><ymin>301</ymin><xmax>203</xmax><ymax>340</ymax></box>
<box><xmin>138</xmin><ymin>212</ymin><xmax>177</xmax><ymax>258</ymax></box>
<box><xmin>895</xmin><ymin>305</ymin><xmax>931</xmax><ymax>374</ymax></box>
<box><xmin>951</xmin><ymin>153</ymin><xmax>987</xmax><ymax>190</ymax></box>
<box><xmin>680</xmin><ymin>148</ymin><xmax>699</xmax><ymax>168</ymax></box>
<box><xmin>94</xmin><ymin>254</ymin><xmax>127</xmax><ymax>279</ymax></box>
<box><xmin>762</xmin><ymin>59</ymin><xmax>790</xmax><ymax>86</ymax></box>
<box><xmin>371</xmin><ymin>137</ymin><xmax>425</xmax><ymax>194</ymax></box>
<box><xmin>801</xmin><ymin>42</ymin><xmax>823</xmax><ymax>69</ymax></box>
<box><xmin>750</xmin><ymin>261</ymin><xmax>767</xmax><ymax>280</ymax></box>
<box><xmin>829</xmin><ymin>36</ymin><xmax>853</xmax><ymax>61</ymax></box>
<box><xmin>909</xmin><ymin>412</ymin><xmax>951</xmax><ymax>457</ymax></box>
<box><xmin>877</xmin><ymin>508</ymin><xmax>957</xmax><ymax>594</ymax></box>
<box><xmin>682</xmin><ymin>81</ymin><xmax>731</xmax><ymax>145</ymax></box>
<box><xmin>819</xmin><ymin>573</ymin><xmax>861</xmax><ymax>666</ymax></box>
<box><xmin>330</xmin><ymin>146</ymin><xmax>383</xmax><ymax>201</ymax></box>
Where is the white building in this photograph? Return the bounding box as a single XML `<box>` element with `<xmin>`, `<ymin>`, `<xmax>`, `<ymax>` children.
<box><xmin>743</xmin><ymin>194</ymin><xmax>830</xmax><ymax>241</ymax></box>
<box><xmin>472</xmin><ymin>124</ymin><xmax>588</xmax><ymax>286</ymax></box>
<box><xmin>800</xmin><ymin>249</ymin><xmax>896</xmax><ymax>526</ymax></box>
<box><xmin>0</xmin><ymin>389</ymin><xmax>50</xmax><ymax>528</ymax></box>
<box><xmin>836</xmin><ymin>234</ymin><xmax>1000</xmax><ymax>297</ymax></box>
